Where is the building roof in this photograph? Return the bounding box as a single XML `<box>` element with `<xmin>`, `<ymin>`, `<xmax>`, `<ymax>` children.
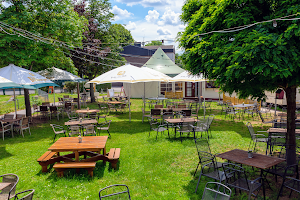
<box><xmin>144</xmin><ymin>45</ymin><xmax>175</xmax><ymax>53</ymax></box>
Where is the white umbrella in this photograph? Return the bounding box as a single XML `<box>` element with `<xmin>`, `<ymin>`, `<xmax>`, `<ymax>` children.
<box><xmin>0</xmin><ymin>64</ymin><xmax>58</xmax><ymax>116</ymax></box>
<box><xmin>88</xmin><ymin>64</ymin><xmax>170</xmax><ymax>121</ymax></box>
<box><xmin>38</xmin><ymin>67</ymin><xmax>85</xmax><ymax>108</ymax></box>
<box><xmin>0</xmin><ymin>76</ymin><xmax>23</xmax><ymax>115</ymax></box>
<box><xmin>171</xmin><ymin>70</ymin><xmax>209</xmax><ymax>117</ymax></box>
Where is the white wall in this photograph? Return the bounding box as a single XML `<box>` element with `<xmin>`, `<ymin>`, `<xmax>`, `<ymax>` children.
<box><xmin>123</xmin><ymin>82</ymin><xmax>160</xmax><ymax>98</ymax></box>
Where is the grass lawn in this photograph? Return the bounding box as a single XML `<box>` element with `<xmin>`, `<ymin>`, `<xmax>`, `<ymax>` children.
<box><xmin>0</xmin><ymin>97</ymin><xmax>291</xmax><ymax>199</ymax></box>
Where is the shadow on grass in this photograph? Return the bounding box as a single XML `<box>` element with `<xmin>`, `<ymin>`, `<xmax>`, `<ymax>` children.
<box><xmin>0</xmin><ymin>146</ymin><xmax>13</xmax><ymax>160</ymax></box>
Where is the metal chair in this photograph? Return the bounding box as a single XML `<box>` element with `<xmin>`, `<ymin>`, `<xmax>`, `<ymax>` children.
<box><xmin>191</xmin><ymin>116</ymin><xmax>210</xmax><ymax>139</ymax></box>
<box><xmin>150</xmin><ymin>109</ymin><xmax>161</xmax><ymax>121</ymax></box>
<box><xmin>13</xmin><ymin>189</ymin><xmax>34</xmax><ymax>200</ymax></box>
<box><xmin>50</xmin><ymin>124</ymin><xmax>66</xmax><ymax>142</ymax></box>
<box><xmin>195</xmin><ymin>151</ymin><xmax>225</xmax><ymax>193</ymax></box>
<box><xmin>148</xmin><ymin>118</ymin><xmax>168</xmax><ymax>140</ymax></box>
<box><xmin>141</xmin><ymin>108</ymin><xmax>151</xmax><ymax>123</ymax></box>
<box><xmin>182</xmin><ymin>109</ymin><xmax>192</xmax><ymax>118</ymax></box>
<box><xmin>49</xmin><ymin>106</ymin><xmax>62</xmax><ymax>120</ymax></box>
<box><xmin>83</xmin><ymin>124</ymin><xmax>96</xmax><ymax>136</ymax></box>
<box><xmin>68</xmin><ymin>126</ymin><xmax>81</xmax><ymax>137</ymax></box>
<box><xmin>0</xmin><ymin>173</ymin><xmax>19</xmax><ymax>200</ymax></box>
<box><xmin>201</xmin><ymin>182</ymin><xmax>231</xmax><ymax>200</ymax></box>
<box><xmin>14</xmin><ymin>117</ymin><xmax>31</xmax><ymax>137</ymax></box>
<box><xmin>260</xmin><ymin>103</ymin><xmax>273</xmax><ymax>116</ymax></box>
<box><xmin>277</xmin><ymin>164</ymin><xmax>300</xmax><ymax>199</ymax></box>
<box><xmin>99</xmin><ymin>184</ymin><xmax>131</xmax><ymax>199</ymax></box>
<box><xmin>246</xmin><ymin>122</ymin><xmax>269</xmax><ymax>154</ymax></box>
<box><xmin>39</xmin><ymin>105</ymin><xmax>49</xmax><ymax>120</ymax></box>
<box><xmin>96</xmin><ymin>120</ymin><xmax>112</xmax><ymax>138</ymax></box>
<box><xmin>222</xmin><ymin>163</ymin><xmax>264</xmax><ymax>200</ymax></box>
<box><xmin>0</xmin><ymin>121</ymin><xmax>12</xmax><ymax>141</ymax></box>
<box><xmin>177</xmin><ymin>121</ymin><xmax>194</xmax><ymax>141</ymax></box>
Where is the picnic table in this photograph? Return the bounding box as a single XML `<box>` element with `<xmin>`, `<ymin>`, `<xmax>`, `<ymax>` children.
<box><xmin>64</xmin><ymin>119</ymin><xmax>98</xmax><ymax>126</ymax></box>
<box><xmin>76</xmin><ymin>109</ymin><xmax>100</xmax><ymax>114</ymax></box>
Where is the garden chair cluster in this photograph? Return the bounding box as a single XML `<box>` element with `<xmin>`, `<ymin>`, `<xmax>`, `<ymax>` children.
<box><xmin>0</xmin><ymin>114</ymin><xmax>30</xmax><ymax>140</ymax></box>
<box><xmin>0</xmin><ymin>174</ymin><xmax>34</xmax><ymax>200</ymax></box>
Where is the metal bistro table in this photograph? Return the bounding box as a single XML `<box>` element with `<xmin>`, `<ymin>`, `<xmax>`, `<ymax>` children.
<box><xmin>0</xmin><ymin>182</ymin><xmax>11</xmax><ymax>190</ymax></box>
<box><xmin>65</xmin><ymin>119</ymin><xmax>98</xmax><ymax>126</ymax></box>
<box><xmin>216</xmin><ymin>149</ymin><xmax>286</xmax><ymax>200</ymax></box>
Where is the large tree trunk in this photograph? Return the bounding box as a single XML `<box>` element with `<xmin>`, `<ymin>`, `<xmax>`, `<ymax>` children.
<box><xmin>285</xmin><ymin>86</ymin><xmax>297</xmax><ymax>165</ymax></box>
<box><xmin>24</xmin><ymin>89</ymin><xmax>31</xmax><ymax>117</ymax></box>
<box><xmin>90</xmin><ymin>83</ymin><xmax>95</xmax><ymax>103</ymax></box>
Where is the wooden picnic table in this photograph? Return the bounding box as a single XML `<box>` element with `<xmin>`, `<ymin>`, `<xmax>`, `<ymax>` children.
<box><xmin>64</xmin><ymin>119</ymin><xmax>98</xmax><ymax>126</ymax></box>
<box><xmin>0</xmin><ymin>182</ymin><xmax>11</xmax><ymax>190</ymax></box>
<box><xmin>108</xmin><ymin>101</ymin><xmax>123</xmax><ymax>104</ymax></box>
<box><xmin>267</xmin><ymin>128</ymin><xmax>300</xmax><ymax>135</ymax></box>
<box><xmin>165</xmin><ymin>118</ymin><xmax>197</xmax><ymax>124</ymax></box>
<box><xmin>48</xmin><ymin>136</ymin><xmax>108</xmax><ymax>162</ymax></box>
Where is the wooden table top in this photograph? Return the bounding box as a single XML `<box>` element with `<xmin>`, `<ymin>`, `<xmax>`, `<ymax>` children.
<box><xmin>267</xmin><ymin>128</ymin><xmax>300</xmax><ymax>134</ymax></box>
<box><xmin>48</xmin><ymin>136</ymin><xmax>108</xmax><ymax>152</ymax></box>
<box><xmin>64</xmin><ymin>119</ymin><xmax>98</xmax><ymax>126</ymax></box>
<box><xmin>156</xmin><ymin>108</ymin><xmax>189</xmax><ymax>112</ymax></box>
<box><xmin>0</xmin><ymin>182</ymin><xmax>11</xmax><ymax>190</ymax></box>
<box><xmin>165</xmin><ymin>118</ymin><xmax>197</xmax><ymax>124</ymax></box>
<box><xmin>0</xmin><ymin>118</ymin><xmax>20</xmax><ymax>123</ymax></box>
<box><xmin>216</xmin><ymin>149</ymin><xmax>285</xmax><ymax>169</ymax></box>
<box><xmin>108</xmin><ymin>101</ymin><xmax>123</xmax><ymax>104</ymax></box>
<box><xmin>76</xmin><ymin>109</ymin><xmax>100</xmax><ymax>114</ymax></box>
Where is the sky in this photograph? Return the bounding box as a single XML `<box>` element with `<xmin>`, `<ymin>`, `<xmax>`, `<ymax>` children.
<box><xmin>109</xmin><ymin>0</ymin><xmax>186</xmax><ymax>53</ymax></box>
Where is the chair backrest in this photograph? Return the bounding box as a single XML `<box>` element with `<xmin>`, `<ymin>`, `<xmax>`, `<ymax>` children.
<box><xmin>182</xmin><ymin>109</ymin><xmax>191</xmax><ymax>117</ymax></box>
<box><xmin>40</xmin><ymin>106</ymin><xmax>48</xmax><ymax>112</ymax></box>
<box><xmin>16</xmin><ymin>114</ymin><xmax>25</xmax><ymax>119</ymax></box>
<box><xmin>13</xmin><ymin>189</ymin><xmax>34</xmax><ymax>200</ymax></box>
<box><xmin>63</xmin><ymin>95</ymin><xmax>69</xmax><ymax>98</ymax></box>
<box><xmin>154</xmin><ymin>105</ymin><xmax>163</xmax><ymax>108</ymax></box>
<box><xmin>178</xmin><ymin>122</ymin><xmax>194</xmax><ymax>132</ymax></box>
<box><xmin>69</xmin><ymin>126</ymin><xmax>81</xmax><ymax>136</ymax></box>
<box><xmin>208</xmin><ymin>114</ymin><xmax>215</xmax><ymax>126</ymax></box>
<box><xmin>151</xmin><ymin>109</ymin><xmax>161</xmax><ymax>116</ymax></box>
<box><xmin>196</xmin><ymin>116</ymin><xmax>210</xmax><ymax>128</ymax></box>
<box><xmin>50</xmin><ymin>106</ymin><xmax>58</xmax><ymax>112</ymax></box>
<box><xmin>42</xmin><ymin>102</ymin><xmax>50</xmax><ymax>106</ymax></box>
<box><xmin>84</xmin><ymin>125</ymin><xmax>95</xmax><ymax>135</ymax></box>
<box><xmin>0</xmin><ymin>173</ymin><xmax>19</xmax><ymax>198</ymax></box>
<box><xmin>4</xmin><ymin>114</ymin><xmax>14</xmax><ymax>119</ymax></box>
<box><xmin>201</xmin><ymin>182</ymin><xmax>231</xmax><ymax>200</ymax></box>
<box><xmin>50</xmin><ymin>124</ymin><xmax>64</xmax><ymax>134</ymax></box>
<box><xmin>178</xmin><ymin>104</ymin><xmax>186</xmax><ymax>108</ymax></box>
<box><xmin>195</xmin><ymin>138</ymin><xmax>212</xmax><ymax>154</ymax></box>
<box><xmin>246</xmin><ymin>122</ymin><xmax>256</xmax><ymax>140</ymax></box>
<box><xmin>106</xmin><ymin>120</ymin><xmax>112</xmax><ymax>129</ymax></box>
<box><xmin>22</xmin><ymin>117</ymin><xmax>29</xmax><ymax>126</ymax></box>
<box><xmin>99</xmin><ymin>184</ymin><xmax>131</xmax><ymax>199</ymax></box>
<box><xmin>222</xmin><ymin>163</ymin><xmax>250</xmax><ymax>190</ymax></box>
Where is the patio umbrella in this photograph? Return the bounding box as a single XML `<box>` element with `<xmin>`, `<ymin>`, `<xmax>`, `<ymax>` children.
<box><xmin>88</xmin><ymin>63</ymin><xmax>170</xmax><ymax>121</ymax></box>
<box><xmin>38</xmin><ymin>67</ymin><xmax>85</xmax><ymax>108</ymax></box>
<box><xmin>0</xmin><ymin>76</ymin><xmax>24</xmax><ymax>115</ymax></box>
<box><xmin>170</xmin><ymin>70</ymin><xmax>209</xmax><ymax>117</ymax></box>
<box><xmin>0</xmin><ymin>64</ymin><xmax>58</xmax><ymax>116</ymax></box>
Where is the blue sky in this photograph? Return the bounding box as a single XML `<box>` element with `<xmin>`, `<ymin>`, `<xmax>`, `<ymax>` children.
<box><xmin>109</xmin><ymin>0</ymin><xmax>185</xmax><ymax>53</ymax></box>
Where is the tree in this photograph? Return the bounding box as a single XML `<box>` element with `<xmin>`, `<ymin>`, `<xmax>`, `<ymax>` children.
<box><xmin>175</xmin><ymin>53</ymin><xmax>184</xmax><ymax>68</ymax></box>
<box><xmin>179</xmin><ymin>0</ymin><xmax>300</xmax><ymax>165</ymax></box>
<box><xmin>145</xmin><ymin>40</ymin><xmax>162</xmax><ymax>46</ymax></box>
<box><xmin>0</xmin><ymin>0</ymin><xmax>86</xmax><ymax>116</ymax></box>
<box><xmin>108</xmin><ymin>24</ymin><xmax>134</xmax><ymax>47</ymax></box>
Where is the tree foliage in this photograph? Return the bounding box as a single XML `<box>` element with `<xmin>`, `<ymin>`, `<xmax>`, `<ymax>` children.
<box><xmin>108</xmin><ymin>24</ymin><xmax>134</xmax><ymax>47</ymax></box>
<box><xmin>179</xmin><ymin>0</ymin><xmax>300</xmax><ymax>165</ymax></box>
<box><xmin>145</xmin><ymin>40</ymin><xmax>163</xmax><ymax>46</ymax></box>
<box><xmin>0</xmin><ymin>0</ymin><xmax>86</xmax><ymax>71</ymax></box>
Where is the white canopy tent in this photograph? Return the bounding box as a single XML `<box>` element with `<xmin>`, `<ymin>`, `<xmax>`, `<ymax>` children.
<box><xmin>88</xmin><ymin>64</ymin><xmax>169</xmax><ymax>121</ymax></box>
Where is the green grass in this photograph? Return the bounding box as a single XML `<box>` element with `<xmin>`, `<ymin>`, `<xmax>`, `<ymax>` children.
<box><xmin>0</xmin><ymin>98</ymin><xmax>278</xmax><ymax>199</ymax></box>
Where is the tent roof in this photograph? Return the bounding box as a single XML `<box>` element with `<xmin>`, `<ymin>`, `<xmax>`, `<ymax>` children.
<box><xmin>143</xmin><ymin>48</ymin><xmax>185</xmax><ymax>76</ymax></box>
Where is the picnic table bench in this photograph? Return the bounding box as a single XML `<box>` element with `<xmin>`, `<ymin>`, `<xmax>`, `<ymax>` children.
<box><xmin>53</xmin><ymin>162</ymin><xmax>96</xmax><ymax>177</ymax></box>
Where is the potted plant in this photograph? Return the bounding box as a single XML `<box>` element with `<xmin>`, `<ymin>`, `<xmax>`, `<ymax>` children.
<box><xmin>248</xmin><ymin>150</ymin><xmax>253</xmax><ymax>158</ymax></box>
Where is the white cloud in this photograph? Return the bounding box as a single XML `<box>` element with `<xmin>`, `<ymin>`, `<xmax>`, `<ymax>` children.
<box><xmin>145</xmin><ymin>10</ymin><xmax>159</xmax><ymax>23</ymax></box>
<box><xmin>111</xmin><ymin>5</ymin><xmax>133</xmax><ymax>21</ymax></box>
<box><xmin>157</xmin><ymin>7</ymin><xmax>181</xmax><ymax>26</ymax></box>
<box><xmin>116</xmin><ymin>0</ymin><xmax>172</xmax><ymax>7</ymax></box>
<box><xmin>126</xmin><ymin>21</ymin><xmax>137</xmax><ymax>30</ymax></box>
<box><xmin>157</xmin><ymin>28</ymin><xmax>171</xmax><ymax>35</ymax></box>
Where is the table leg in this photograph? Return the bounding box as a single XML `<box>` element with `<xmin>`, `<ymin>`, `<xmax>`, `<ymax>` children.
<box><xmin>74</xmin><ymin>151</ymin><xmax>79</xmax><ymax>162</ymax></box>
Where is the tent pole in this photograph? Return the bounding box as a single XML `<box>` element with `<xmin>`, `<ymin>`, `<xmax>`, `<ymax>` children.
<box><xmin>144</xmin><ymin>82</ymin><xmax>146</xmax><ymax>110</ymax></box>
<box><xmin>53</xmin><ymin>86</ymin><xmax>55</xmax><ymax>105</ymax></box>
<box><xmin>77</xmin><ymin>82</ymin><xmax>80</xmax><ymax>109</ymax></box>
<box><xmin>13</xmin><ymin>88</ymin><xmax>17</xmax><ymax>116</ymax></box>
<box><xmin>129</xmin><ymin>83</ymin><xmax>131</xmax><ymax>122</ymax></box>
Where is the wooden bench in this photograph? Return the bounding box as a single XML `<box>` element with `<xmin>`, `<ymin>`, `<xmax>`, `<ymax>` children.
<box><xmin>37</xmin><ymin>151</ymin><xmax>58</xmax><ymax>172</ymax></box>
<box><xmin>107</xmin><ymin>148</ymin><xmax>121</xmax><ymax>169</ymax></box>
<box><xmin>53</xmin><ymin>162</ymin><xmax>96</xmax><ymax>177</ymax></box>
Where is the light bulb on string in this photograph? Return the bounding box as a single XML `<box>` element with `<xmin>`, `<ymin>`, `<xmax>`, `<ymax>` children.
<box><xmin>273</xmin><ymin>20</ymin><xmax>277</xmax><ymax>27</ymax></box>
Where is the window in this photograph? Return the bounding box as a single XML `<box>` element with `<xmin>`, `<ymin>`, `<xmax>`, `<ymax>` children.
<box><xmin>160</xmin><ymin>82</ymin><xmax>172</xmax><ymax>95</ymax></box>
<box><xmin>175</xmin><ymin>82</ymin><xmax>182</xmax><ymax>91</ymax></box>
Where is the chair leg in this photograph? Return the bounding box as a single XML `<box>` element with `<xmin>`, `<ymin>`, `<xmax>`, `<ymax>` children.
<box><xmin>107</xmin><ymin>130</ymin><xmax>111</xmax><ymax>138</ymax></box>
<box><xmin>53</xmin><ymin>134</ymin><xmax>57</xmax><ymax>143</ymax></box>
<box><xmin>194</xmin><ymin>162</ymin><xmax>200</xmax><ymax>176</ymax></box>
<box><xmin>195</xmin><ymin>173</ymin><xmax>203</xmax><ymax>193</ymax></box>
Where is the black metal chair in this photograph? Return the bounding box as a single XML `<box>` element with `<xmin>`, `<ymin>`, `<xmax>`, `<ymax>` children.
<box><xmin>246</xmin><ymin>122</ymin><xmax>269</xmax><ymax>154</ymax></box>
<box><xmin>99</xmin><ymin>184</ymin><xmax>131</xmax><ymax>199</ymax></box>
<box><xmin>13</xmin><ymin>189</ymin><xmax>34</xmax><ymax>200</ymax></box>
<box><xmin>96</xmin><ymin>120</ymin><xmax>112</xmax><ymax>138</ymax></box>
<box><xmin>277</xmin><ymin>164</ymin><xmax>300</xmax><ymax>199</ymax></box>
<box><xmin>39</xmin><ymin>105</ymin><xmax>49</xmax><ymax>120</ymax></box>
<box><xmin>191</xmin><ymin>116</ymin><xmax>210</xmax><ymax>139</ymax></box>
<box><xmin>0</xmin><ymin>173</ymin><xmax>19</xmax><ymax>200</ymax></box>
<box><xmin>201</xmin><ymin>182</ymin><xmax>232</xmax><ymax>200</ymax></box>
<box><xmin>195</xmin><ymin>151</ymin><xmax>225</xmax><ymax>193</ymax></box>
<box><xmin>148</xmin><ymin>118</ymin><xmax>168</xmax><ymax>140</ymax></box>
<box><xmin>222</xmin><ymin>163</ymin><xmax>264</xmax><ymax>200</ymax></box>
<box><xmin>50</xmin><ymin>124</ymin><xmax>66</xmax><ymax>142</ymax></box>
